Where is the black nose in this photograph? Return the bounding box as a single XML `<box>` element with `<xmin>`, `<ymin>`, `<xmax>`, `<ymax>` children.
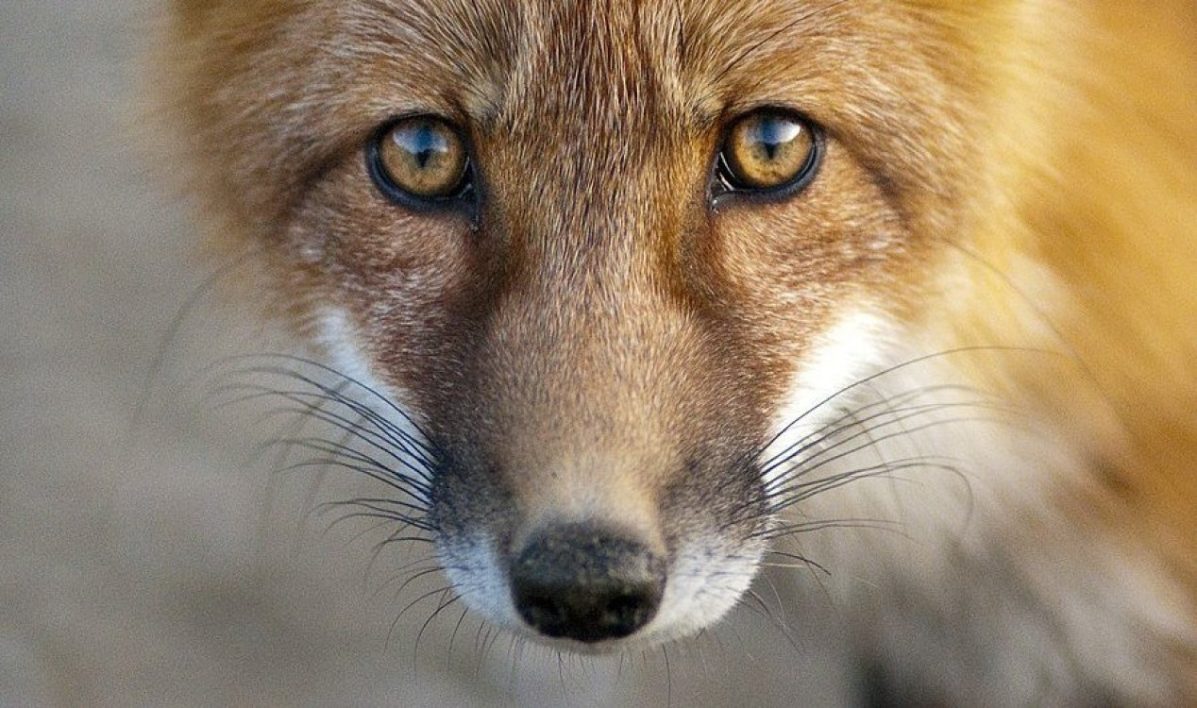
<box><xmin>510</xmin><ymin>524</ymin><xmax>666</xmax><ymax>643</ymax></box>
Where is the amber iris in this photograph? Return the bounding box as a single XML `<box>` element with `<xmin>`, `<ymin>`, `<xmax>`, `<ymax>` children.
<box><xmin>722</xmin><ymin>111</ymin><xmax>817</xmax><ymax>190</ymax></box>
<box><xmin>375</xmin><ymin>117</ymin><xmax>469</xmax><ymax>199</ymax></box>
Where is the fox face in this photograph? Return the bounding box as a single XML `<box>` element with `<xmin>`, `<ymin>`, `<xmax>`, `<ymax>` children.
<box><xmin>162</xmin><ymin>0</ymin><xmax>1197</xmax><ymax>699</ymax></box>
<box><xmin>344</xmin><ymin>33</ymin><xmax>925</xmax><ymax>642</ymax></box>
<box><xmin>171</xmin><ymin>0</ymin><xmax>960</xmax><ymax>647</ymax></box>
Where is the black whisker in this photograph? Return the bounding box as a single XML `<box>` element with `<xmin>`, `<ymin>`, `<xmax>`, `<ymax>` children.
<box><xmin>446</xmin><ymin>605</ymin><xmax>471</xmax><ymax>668</ymax></box>
<box><xmin>414</xmin><ymin>590</ymin><xmax>460</xmax><ymax>666</ymax></box>
<box><xmin>219</xmin><ymin>354</ymin><xmax>438</xmax><ymax>450</ymax></box>
<box><xmin>274</xmin><ymin>454</ymin><xmax>429</xmax><ymax>498</ymax></box>
<box><xmin>763</xmin><ymin>548</ymin><xmax>832</xmax><ymax>577</ymax></box>
<box><xmin>370</xmin><ymin>564</ymin><xmax>442</xmax><ymax>604</ymax></box>
<box><xmin>388</xmin><ymin>584</ymin><xmax>455</xmax><ymax>652</ymax></box>
<box><xmin>767</xmin><ymin>458</ymin><xmax>965</xmax><ymax>518</ymax></box>
<box><xmin>366</xmin><ymin>548</ymin><xmax>437</xmax><ymax>591</ymax></box>
<box><xmin>270</xmin><ymin>453</ymin><xmax>430</xmax><ymax>511</ymax></box>
<box><xmin>753</xmin><ymin>346</ymin><xmax>1055</xmax><ymax>468</ymax></box>
<box><xmin>132</xmin><ymin>243</ymin><xmax>268</xmax><ymax>430</ymax></box>
<box><xmin>761</xmin><ymin>397</ymin><xmax>1001</xmax><ymax>483</ymax></box>
<box><xmin>269</xmin><ymin>436</ymin><xmax>424</xmax><ymax>485</ymax></box>
<box><xmin>315</xmin><ymin>497</ymin><xmax>431</xmax><ymax>523</ymax></box>
<box><xmin>758</xmin><ymin>384</ymin><xmax>981</xmax><ymax>478</ymax></box>
<box><xmin>217</xmin><ymin>383</ymin><xmax>435</xmax><ymax>476</ymax></box>
<box><xmin>754</xmin><ymin>516</ymin><xmax>908</xmax><ymax>543</ymax></box>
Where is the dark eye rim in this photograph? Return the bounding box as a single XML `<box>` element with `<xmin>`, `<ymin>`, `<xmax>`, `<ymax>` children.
<box><xmin>365</xmin><ymin>115</ymin><xmax>478</xmax><ymax>214</ymax></box>
<box><xmin>710</xmin><ymin>108</ymin><xmax>825</xmax><ymax>207</ymax></box>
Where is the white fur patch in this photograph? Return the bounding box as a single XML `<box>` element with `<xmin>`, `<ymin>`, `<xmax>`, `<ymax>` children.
<box><xmin>760</xmin><ymin>307</ymin><xmax>897</xmax><ymax>491</ymax></box>
<box><xmin>315</xmin><ymin>307</ymin><xmax>390</xmax><ymax>397</ymax></box>
<box><xmin>439</xmin><ymin>534</ymin><xmax>523</xmax><ymax>629</ymax></box>
<box><xmin>313</xmin><ymin>306</ymin><xmax>433</xmax><ymax>503</ymax></box>
<box><xmin>637</xmin><ymin>537</ymin><xmax>763</xmax><ymax>645</ymax></box>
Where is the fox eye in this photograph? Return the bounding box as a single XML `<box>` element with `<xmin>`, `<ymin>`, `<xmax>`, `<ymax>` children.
<box><xmin>715</xmin><ymin>110</ymin><xmax>821</xmax><ymax>197</ymax></box>
<box><xmin>367</xmin><ymin>116</ymin><xmax>472</xmax><ymax>205</ymax></box>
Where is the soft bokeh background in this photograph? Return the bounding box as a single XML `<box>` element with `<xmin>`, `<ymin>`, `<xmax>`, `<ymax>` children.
<box><xmin>0</xmin><ymin>2</ymin><xmax>847</xmax><ymax>705</ymax></box>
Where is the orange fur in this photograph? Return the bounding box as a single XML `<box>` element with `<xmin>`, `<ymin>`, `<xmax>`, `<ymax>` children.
<box><xmin>944</xmin><ymin>1</ymin><xmax>1197</xmax><ymax>573</ymax></box>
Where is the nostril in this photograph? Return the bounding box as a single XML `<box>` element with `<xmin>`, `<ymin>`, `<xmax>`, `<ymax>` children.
<box><xmin>600</xmin><ymin>589</ymin><xmax>658</xmax><ymax>638</ymax></box>
<box><xmin>510</xmin><ymin>524</ymin><xmax>665</xmax><ymax>643</ymax></box>
<box><xmin>607</xmin><ymin>592</ymin><xmax>647</xmax><ymax>626</ymax></box>
<box><xmin>518</xmin><ymin>592</ymin><xmax>567</xmax><ymax>636</ymax></box>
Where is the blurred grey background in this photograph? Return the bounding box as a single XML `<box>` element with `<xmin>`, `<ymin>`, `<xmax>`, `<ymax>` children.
<box><xmin>0</xmin><ymin>1</ymin><xmax>846</xmax><ymax>705</ymax></box>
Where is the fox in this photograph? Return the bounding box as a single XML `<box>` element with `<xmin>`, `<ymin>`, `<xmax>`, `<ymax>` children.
<box><xmin>155</xmin><ymin>0</ymin><xmax>1197</xmax><ymax>704</ymax></box>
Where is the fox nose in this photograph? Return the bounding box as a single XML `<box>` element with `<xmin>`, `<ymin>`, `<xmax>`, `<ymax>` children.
<box><xmin>510</xmin><ymin>524</ymin><xmax>666</xmax><ymax>643</ymax></box>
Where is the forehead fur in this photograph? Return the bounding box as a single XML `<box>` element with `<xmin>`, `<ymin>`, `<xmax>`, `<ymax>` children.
<box><xmin>165</xmin><ymin>0</ymin><xmax>998</xmax><ymax>235</ymax></box>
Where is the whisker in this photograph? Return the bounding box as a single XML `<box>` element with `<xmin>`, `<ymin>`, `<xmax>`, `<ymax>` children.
<box><xmin>388</xmin><ymin>584</ymin><xmax>455</xmax><ymax>652</ymax></box>
<box><xmin>273</xmin><ymin>452</ymin><xmax>430</xmax><ymax>495</ymax></box>
<box><xmin>762</xmin><ymin>548</ymin><xmax>831</xmax><ymax>576</ymax></box>
<box><xmin>366</xmin><ymin>548</ymin><xmax>437</xmax><ymax>591</ymax></box>
<box><xmin>270</xmin><ymin>452</ymin><xmax>430</xmax><ymax>509</ymax></box>
<box><xmin>446</xmin><ymin>605</ymin><xmax>471</xmax><ymax>668</ymax></box>
<box><xmin>218</xmin><ymin>384</ymin><xmax>435</xmax><ymax>476</ymax></box>
<box><xmin>414</xmin><ymin>590</ymin><xmax>460</xmax><ymax>666</ymax></box>
<box><xmin>266</xmin><ymin>438</ymin><xmax>430</xmax><ymax>494</ymax></box>
<box><xmin>212</xmin><ymin>386</ymin><xmax>430</xmax><ymax>466</ymax></box>
<box><xmin>763</xmin><ymin>406</ymin><xmax>1004</xmax><ymax>495</ymax></box>
<box><xmin>752</xmin><ymin>346</ymin><xmax>1056</xmax><ymax>468</ymax></box>
<box><xmin>758</xmin><ymin>384</ymin><xmax>980</xmax><ymax>476</ymax></box>
<box><xmin>204</xmin><ymin>372</ymin><xmax>435</xmax><ymax>478</ymax></box>
<box><xmin>754</xmin><ymin>515</ymin><xmax>908</xmax><ymax>543</ymax></box>
<box><xmin>767</xmin><ymin>458</ymin><xmax>965</xmax><ymax>516</ymax></box>
<box><xmin>322</xmin><ymin>508</ymin><xmax>434</xmax><ymax>534</ymax></box>
<box><xmin>762</xmin><ymin>397</ymin><xmax>1001</xmax><ymax>483</ymax></box>
<box><xmin>371</xmin><ymin>564</ymin><xmax>442</xmax><ymax>604</ymax></box>
<box><xmin>132</xmin><ymin>243</ymin><xmax>267</xmax><ymax>430</ymax></box>
<box><xmin>315</xmin><ymin>497</ymin><xmax>430</xmax><ymax>522</ymax></box>
<box><xmin>336</xmin><ymin>515</ymin><xmax>408</xmax><ymax>551</ymax></box>
<box><xmin>218</xmin><ymin>354</ymin><xmax>438</xmax><ymax>451</ymax></box>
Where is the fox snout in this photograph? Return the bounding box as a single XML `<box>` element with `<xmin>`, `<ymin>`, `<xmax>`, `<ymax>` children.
<box><xmin>425</xmin><ymin>275</ymin><xmax>775</xmax><ymax>647</ymax></box>
<box><xmin>434</xmin><ymin>448</ymin><xmax>767</xmax><ymax>648</ymax></box>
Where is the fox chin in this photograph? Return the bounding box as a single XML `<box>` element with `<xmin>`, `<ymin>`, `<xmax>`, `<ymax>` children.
<box><xmin>156</xmin><ymin>0</ymin><xmax>1197</xmax><ymax>703</ymax></box>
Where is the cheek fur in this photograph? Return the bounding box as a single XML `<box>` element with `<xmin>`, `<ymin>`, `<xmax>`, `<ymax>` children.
<box><xmin>759</xmin><ymin>306</ymin><xmax>898</xmax><ymax>491</ymax></box>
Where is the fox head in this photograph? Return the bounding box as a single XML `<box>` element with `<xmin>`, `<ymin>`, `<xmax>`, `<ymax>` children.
<box><xmin>161</xmin><ymin>0</ymin><xmax>1195</xmax><ymax>655</ymax></box>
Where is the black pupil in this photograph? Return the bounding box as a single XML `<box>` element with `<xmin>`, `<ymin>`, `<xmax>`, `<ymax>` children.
<box><xmin>756</xmin><ymin>116</ymin><xmax>796</xmax><ymax>161</ymax></box>
<box><xmin>398</xmin><ymin>123</ymin><xmax>449</xmax><ymax>169</ymax></box>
